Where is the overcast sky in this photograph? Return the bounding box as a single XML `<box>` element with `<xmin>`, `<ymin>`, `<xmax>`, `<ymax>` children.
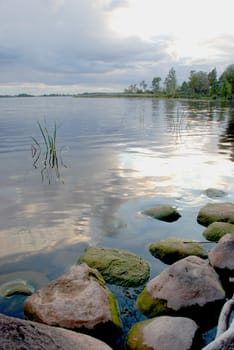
<box><xmin>1</xmin><ymin>0</ymin><xmax>234</xmax><ymax>95</ymax></box>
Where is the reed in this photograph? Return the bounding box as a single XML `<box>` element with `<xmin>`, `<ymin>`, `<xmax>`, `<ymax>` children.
<box><xmin>31</xmin><ymin>121</ymin><xmax>65</xmax><ymax>183</ymax></box>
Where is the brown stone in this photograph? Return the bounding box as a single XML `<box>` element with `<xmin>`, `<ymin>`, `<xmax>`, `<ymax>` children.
<box><xmin>24</xmin><ymin>264</ymin><xmax>122</xmax><ymax>343</ymax></box>
<box><xmin>0</xmin><ymin>313</ymin><xmax>113</xmax><ymax>350</ymax></box>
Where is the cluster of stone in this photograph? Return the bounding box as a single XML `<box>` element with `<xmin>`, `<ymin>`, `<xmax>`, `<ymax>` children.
<box><xmin>0</xmin><ymin>200</ymin><xmax>234</xmax><ymax>350</ymax></box>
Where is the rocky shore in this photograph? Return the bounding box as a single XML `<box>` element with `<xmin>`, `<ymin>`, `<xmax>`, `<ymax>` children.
<box><xmin>1</xmin><ymin>199</ymin><xmax>234</xmax><ymax>349</ymax></box>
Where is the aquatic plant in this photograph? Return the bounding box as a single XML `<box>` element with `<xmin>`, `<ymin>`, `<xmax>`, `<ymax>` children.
<box><xmin>31</xmin><ymin>121</ymin><xmax>67</xmax><ymax>184</ymax></box>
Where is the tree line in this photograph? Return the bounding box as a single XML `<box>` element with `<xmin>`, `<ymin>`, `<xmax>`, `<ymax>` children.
<box><xmin>124</xmin><ymin>64</ymin><xmax>234</xmax><ymax>99</ymax></box>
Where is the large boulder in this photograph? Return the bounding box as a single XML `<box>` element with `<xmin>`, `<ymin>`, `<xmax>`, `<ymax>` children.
<box><xmin>202</xmin><ymin>222</ymin><xmax>234</xmax><ymax>241</ymax></box>
<box><xmin>197</xmin><ymin>203</ymin><xmax>234</xmax><ymax>227</ymax></box>
<box><xmin>149</xmin><ymin>237</ymin><xmax>207</xmax><ymax>264</ymax></box>
<box><xmin>136</xmin><ymin>256</ymin><xmax>226</xmax><ymax>328</ymax></box>
<box><xmin>208</xmin><ymin>233</ymin><xmax>234</xmax><ymax>294</ymax></box>
<box><xmin>78</xmin><ymin>246</ymin><xmax>150</xmax><ymax>287</ymax></box>
<box><xmin>0</xmin><ymin>313</ymin><xmax>113</xmax><ymax>350</ymax></box>
<box><xmin>126</xmin><ymin>316</ymin><xmax>202</xmax><ymax>350</ymax></box>
<box><xmin>24</xmin><ymin>264</ymin><xmax>122</xmax><ymax>344</ymax></box>
<box><xmin>142</xmin><ymin>205</ymin><xmax>181</xmax><ymax>222</ymax></box>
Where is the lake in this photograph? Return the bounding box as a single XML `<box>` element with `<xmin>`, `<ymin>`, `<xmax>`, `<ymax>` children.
<box><xmin>0</xmin><ymin>96</ymin><xmax>234</xmax><ymax>347</ymax></box>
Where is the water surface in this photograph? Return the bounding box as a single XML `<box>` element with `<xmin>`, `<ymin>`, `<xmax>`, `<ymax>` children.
<box><xmin>0</xmin><ymin>96</ymin><xmax>233</xmax><ymax>346</ymax></box>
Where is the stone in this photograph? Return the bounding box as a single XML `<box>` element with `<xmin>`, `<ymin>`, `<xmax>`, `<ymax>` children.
<box><xmin>149</xmin><ymin>237</ymin><xmax>208</xmax><ymax>264</ymax></box>
<box><xmin>142</xmin><ymin>205</ymin><xmax>181</xmax><ymax>222</ymax></box>
<box><xmin>197</xmin><ymin>202</ymin><xmax>234</xmax><ymax>227</ymax></box>
<box><xmin>204</xmin><ymin>188</ymin><xmax>227</xmax><ymax>199</ymax></box>
<box><xmin>0</xmin><ymin>270</ymin><xmax>48</xmax><ymax>297</ymax></box>
<box><xmin>24</xmin><ymin>264</ymin><xmax>122</xmax><ymax>343</ymax></box>
<box><xmin>202</xmin><ymin>222</ymin><xmax>234</xmax><ymax>241</ymax></box>
<box><xmin>126</xmin><ymin>316</ymin><xmax>202</xmax><ymax>350</ymax></box>
<box><xmin>136</xmin><ymin>256</ymin><xmax>226</xmax><ymax>328</ymax></box>
<box><xmin>208</xmin><ymin>233</ymin><xmax>234</xmax><ymax>292</ymax></box>
<box><xmin>0</xmin><ymin>313</ymin><xmax>113</xmax><ymax>350</ymax></box>
<box><xmin>78</xmin><ymin>246</ymin><xmax>150</xmax><ymax>287</ymax></box>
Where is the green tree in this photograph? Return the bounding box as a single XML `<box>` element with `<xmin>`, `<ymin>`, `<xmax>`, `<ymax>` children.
<box><xmin>188</xmin><ymin>70</ymin><xmax>209</xmax><ymax>95</ymax></box>
<box><xmin>139</xmin><ymin>80</ymin><xmax>147</xmax><ymax>92</ymax></box>
<box><xmin>219</xmin><ymin>75</ymin><xmax>232</xmax><ymax>99</ymax></box>
<box><xmin>151</xmin><ymin>77</ymin><xmax>161</xmax><ymax>94</ymax></box>
<box><xmin>208</xmin><ymin>68</ymin><xmax>219</xmax><ymax>97</ymax></box>
<box><xmin>164</xmin><ymin>68</ymin><xmax>177</xmax><ymax>97</ymax></box>
<box><xmin>222</xmin><ymin>64</ymin><xmax>234</xmax><ymax>95</ymax></box>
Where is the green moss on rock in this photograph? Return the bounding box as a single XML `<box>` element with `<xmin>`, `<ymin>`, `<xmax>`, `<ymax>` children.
<box><xmin>142</xmin><ymin>205</ymin><xmax>181</xmax><ymax>222</ymax></box>
<box><xmin>197</xmin><ymin>202</ymin><xmax>234</xmax><ymax>227</ymax></box>
<box><xmin>136</xmin><ymin>288</ymin><xmax>169</xmax><ymax>318</ymax></box>
<box><xmin>149</xmin><ymin>237</ymin><xmax>208</xmax><ymax>264</ymax></box>
<box><xmin>78</xmin><ymin>246</ymin><xmax>150</xmax><ymax>287</ymax></box>
<box><xmin>202</xmin><ymin>222</ymin><xmax>234</xmax><ymax>241</ymax></box>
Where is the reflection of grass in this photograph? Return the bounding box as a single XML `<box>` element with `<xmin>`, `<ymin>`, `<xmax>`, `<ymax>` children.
<box><xmin>31</xmin><ymin>121</ymin><xmax>67</xmax><ymax>184</ymax></box>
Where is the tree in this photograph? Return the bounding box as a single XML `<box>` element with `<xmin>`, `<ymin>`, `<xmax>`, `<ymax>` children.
<box><xmin>164</xmin><ymin>68</ymin><xmax>177</xmax><ymax>97</ymax></box>
<box><xmin>219</xmin><ymin>75</ymin><xmax>232</xmax><ymax>99</ymax></box>
<box><xmin>222</xmin><ymin>64</ymin><xmax>234</xmax><ymax>95</ymax></box>
<box><xmin>139</xmin><ymin>80</ymin><xmax>147</xmax><ymax>93</ymax></box>
<box><xmin>188</xmin><ymin>70</ymin><xmax>209</xmax><ymax>95</ymax></box>
<box><xmin>208</xmin><ymin>68</ymin><xmax>219</xmax><ymax>97</ymax></box>
<box><xmin>151</xmin><ymin>77</ymin><xmax>161</xmax><ymax>94</ymax></box>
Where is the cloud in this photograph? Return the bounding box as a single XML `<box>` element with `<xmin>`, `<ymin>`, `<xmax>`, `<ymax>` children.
<box><xmin>0</xmin><ymin>0</ymin><xmax>233</xmax><ymax>94</ymax></box>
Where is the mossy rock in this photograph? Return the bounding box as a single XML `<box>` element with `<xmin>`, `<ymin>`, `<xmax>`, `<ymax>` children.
<box><xmin>78</xmin><ymin>246</ymin><xmax>150</xmax><ymax>287</ymax></box>
<box><xmin>142</xmin><ymin>205</ymin><xmax>181</xmax><ymax>223</ymax></box>
<box><xmin>149</xmin><ymin>237</ymin><xmax>208</xmax><ymax>264</ymax></box>
<box><xmin>197</xmin><ymin>202</ymin><xmax>234</xmax><ymax>227</ymax></box>
<box><xmin>202</xmin><ymin>222</ymin><xmax>234</xmax><ymax>241</ymax></box>
<box><xmin>204</xmin><ymin>188</ymin><xmax>227</xmax><ymax>198</ymax></box>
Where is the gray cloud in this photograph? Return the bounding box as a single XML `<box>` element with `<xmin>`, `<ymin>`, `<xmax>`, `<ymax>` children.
<box><xmin>0</xmin><ymin>0</ymin><xmax>233</xmax><ymax>93</ymax></box>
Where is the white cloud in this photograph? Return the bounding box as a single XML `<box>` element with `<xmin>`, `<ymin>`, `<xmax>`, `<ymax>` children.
<box><xmin>0</xmin><ymin>0</ymin><xmax>233</xmax><ymax>94</ymax></box>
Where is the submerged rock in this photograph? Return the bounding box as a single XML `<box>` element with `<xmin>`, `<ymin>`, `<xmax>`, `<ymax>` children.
<box><xmin>126</xmin><ymin>316</ymin><xmax>202</xmax><ymax>350</ymax></box>
<box><xmin>202</xmin><ymin>222</ymin><xmax>234</xmax><ymax>241</ymax></box>
<box><xmin>24</xmin><ymin>264</ymin><xmax>122</xmax><ymax>343</ymax></box>
<box><xmin>78</xmin><ymin>246</ymin><xmax>150</xmax><ymax>287</ymax></box>
<box><xmin>141</xmin><ymin>205</ymin><xmax>181</xmax><ymax>222</ymax></box>
<box><xmin>204</xmin><ymin>188</ymin><xmax>227</xmax><ymax>199</ymax></box>
<box><xmin>149</xmin><ymin>237</ymin><xmax>208</xmax><ymax>264</ymax></box>
<box><xmin>197</xmin><ymin>202</ymin><xmax>234</xmax><ymax>227</ymax></box>
<box><xmin>136</xmin><ymin>256</ymin><xmax>225</xmax><ymax>328</ymax></box>
<box><xmin>0</xmin><ymin>313</ymin><xmax>113</xmax><ymax>350</ymax></box>
<box><xmin>0</xmin><ymin>270</ymin><xmax>48</xmax><ymax>297</ymax></box>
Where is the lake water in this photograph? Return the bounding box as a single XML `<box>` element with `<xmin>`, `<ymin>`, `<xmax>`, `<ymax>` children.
<box><xmin>0</xmin><ymin>96</ymin><xmax>234</xmax><ymax>347</ymax></box>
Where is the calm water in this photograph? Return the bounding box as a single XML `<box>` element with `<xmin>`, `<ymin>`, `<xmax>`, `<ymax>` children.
<box><xmin>0</xmin><ymin>96</ymin><xmax>234</xmax><ymax>346</ymax></box>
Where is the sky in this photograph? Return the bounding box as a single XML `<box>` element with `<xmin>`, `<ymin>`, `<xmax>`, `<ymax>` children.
<box><xmin>0</xmin><ymin>0</ymin><xmax>234</xmax><ymax>95</ymax></box>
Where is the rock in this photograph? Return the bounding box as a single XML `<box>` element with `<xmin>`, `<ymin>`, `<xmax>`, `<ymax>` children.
<box><xmin>142</xmin><ymin>205</ymin><xmax>181</xmax><ymax>222</ymax></box>
<box><xmin>0</xmin><ymin>279</ymin><xmax>35</xmax><ymax>297</ymax></box>
<box><xmin>136</xmin><ymin>256</ymin><xmax>226</xmax><ymax>328</ymax></box>
<box><xmin>24</xmin><ymin>264</ymin><xmax>122</xmax><ymax>344</ymax></box>
<box><xmin>0</xmin><ymin>270</ymin><xmax>48</xmax><ymax>297</ymax></box>
<box><xmin>0</xmin><ymin>313</ymin><xmax>113</xmax><ymax>350</ymax></box>
<box><xmin>149</xmin><ymin>237</ymin><xmax>208</xmax><ymax>264</ymax></box>
<box><xmin>208</xmin><ymin>233</ymin><xmax>234</xmax><ymax>294</ymax></box>
<box><xmin>78</xmin><ymin>246</ymin><xmax>150</xmax><ymax>287</ymax></box>
<box><xmin>197</xmin><ymin>202</ymin><xmax>234</xmax><ymax>227</ymax></box>
<box><xmin>202</xmin><ymin>222</ymin><xmax>234</xmax><ymax>241</ymax></box>
<box><xmin>126</xmin><ymin>316</ymin><xmax>202</xmax><ymax>350</ymax></box>
<box><xmin>204</xmin><ymin>188</ymin><xmax>227</xmax><ymax>199</ymax></box>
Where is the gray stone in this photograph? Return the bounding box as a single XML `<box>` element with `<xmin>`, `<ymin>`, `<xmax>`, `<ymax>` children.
<box><xmin>24</xmin><ymin>264</ymin><xmax>122</xmax><ymax>343</ymax></box>
<box><xmin>78</xmin><ymin>246</ymin><xmax>150</xmax><ymax>287</ymax></box>
<box><xmin>204</xmin><ymin>188</ymin><xmax>227</xmax><ymax>199</ymax></box>
<box><xmin>197</xmin><ymin>202</ymin><xmax>234</xmax><ymax>227</ymax></box>
<box><xmin>202</xmin><ymin>222</ymin><xmax>234</xmax><ymax>241</ymax></box>
<box><xmin>126</xmin><ymin>316</ymin><xmax>202</xmax><ymax>350</ymax></box>
<box><xmin>149</xmin><ymin>237</ymin><xmax>207</xmax><ymax>264</ymax></box>
<box><xmin>208</xmin><ymin>233</ymin><xmax>234</xmax><ymax>280</ymax></box>
<box><xmin>0</xmin><ymin>313</ymin><xmax>113</xmax><ymax>350</ymax></box>
<box><xmin>136</xmin><ymin>256</ymin><xmax>225</xmax><ymax>327</ymax></box>
<box><xmin>142</xmin><ymin>205</ymin><xmax>181</xmax><ymax>222</ymax></box>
